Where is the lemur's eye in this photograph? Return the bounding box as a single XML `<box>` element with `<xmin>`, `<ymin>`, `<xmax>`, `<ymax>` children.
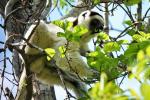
<box><xmin>94</xmin><ymin>28</ymin><xmax>100</xmax><ymax>33</ymax></box>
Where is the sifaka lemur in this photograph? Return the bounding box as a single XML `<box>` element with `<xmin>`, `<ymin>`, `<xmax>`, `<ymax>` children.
<box><xmin>19</xmin><ymin>10</ymin><xmax>104</xmax><ymax>98</ymax></box>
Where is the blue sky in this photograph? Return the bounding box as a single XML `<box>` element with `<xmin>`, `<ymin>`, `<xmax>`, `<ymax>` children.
<box><xmin>0</xmin><ymin>1</ymin><xmax>150</xmax><ymax>100</ymax></box>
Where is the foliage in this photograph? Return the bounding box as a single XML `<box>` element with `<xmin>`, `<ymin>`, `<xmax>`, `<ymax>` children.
<box><xmin>1</xmin><ymin>0</ymin><xmax>150</xmax><ymax>100</ymax></box>
<box><xmin>51</xmin><ymin>0</ymin><xmax>150</xmax><ymax>99</ymax></box>
<box><xmin>88</xmin><ymin>73</ymin><xmax>129</xmax><ymax>100</ymax></box>
<box><xmin>45</xmin><ymin>48</ymin><xmax>56</xmax><ymax>61</ymax></box>
<box><xmin>51</xmin><ymin>8</ymin><xmax>150</xmax><ymax>99</ymax></box>
<box><xmin>52</xmin><ymin>20</ymin><xmax>88</xmax><ymax>41</ymax></box>
<box><xmin>53</xmin><ymin>0</ymin><xmax>74</xmax><ymax>8</ymax></box>
<box><xmin>124</xmin><ymin>0</ymin><xmax>141</xmax><ymax>6</ymax></box>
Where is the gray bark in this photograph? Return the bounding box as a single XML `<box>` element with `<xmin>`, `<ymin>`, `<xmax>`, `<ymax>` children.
<box><xmin>0</xmin><ymin>0</ymin><xmax>56</xmax><ymax>100</ymax></box>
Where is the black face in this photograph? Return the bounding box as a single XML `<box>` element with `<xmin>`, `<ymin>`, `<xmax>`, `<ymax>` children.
<box><xmin>89</xmin><ymin>18</ymin><xmax>104</xmax><ymax>34</ymax></box>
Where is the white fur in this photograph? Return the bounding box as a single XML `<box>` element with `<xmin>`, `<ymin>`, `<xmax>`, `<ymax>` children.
<box><xmin>20</xmin><ymin>21</ymin><xmax>91</xmax><ymax>97</ymax></box>
<box><xmin>23</xmin><ymin>20</ymin><xmax>95</xmax><ymax>79</ymax></box>
<box><xmin>19</xmin><ymin>10</ymin><xmax>103</xmax><ymax>97</ymax></box>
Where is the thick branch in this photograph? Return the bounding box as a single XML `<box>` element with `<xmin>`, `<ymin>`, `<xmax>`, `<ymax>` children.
<box><xmin>136</xmin><ymin>1</ymin><xmax>142</xmax><ymax>30</ymax></box>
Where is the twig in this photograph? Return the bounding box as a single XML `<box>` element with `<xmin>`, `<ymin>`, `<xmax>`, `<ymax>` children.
<box><xmin>125</xmin><ymin>6</ymin><xmax>135</xmax><ymax>22</ymax></box>
<box><xmin>136</xmin><ymin>1</ymin><xmax>142</xmax><ymax>29</ymax></box>
<box><xmin>0</xmin><ymin>47</ymin><xmax>6</xmax><ymax>100</ymax></box>
<box><xmin>115</xmin><ymin>1</ymin><xmax>135</xmax><ymax>23</ymax></box>
<box><xmin>119</xmin><ymin>72</ymin><xmax>128</xmax><ymax>86</ymax></box>
<box><xmin>108</xmin><ymin>71</ymin><xmax>128</xmax><ymax>82</ymax></box>
<box><xmin>6</xmin><ymin>57</ymin><xmax>19</xmax><ymax>83</ymax></box>
<box><xmin>4</xmin><ymin>7</ymin><xmax>23</xmax><ymax>29</ymax></box>
<box><xmin>0</xmin><ymin>24</ymin><xmax>4</xmax><ymax>29</ymax></box>
<box><xmin>0</xmin><ymin>41</ymin><xmax>4</xmax><ymax>44</ymax></box>
<box><xmin>56</xmin><ymin>67</ymin><xmax>71</xmax><ymax>100</ymax></box>
<box><xmin>57</xmin><ymin>7</ymin><xmax>63</xmax><ymax>17</ymax></box>
<box><xmin>0</xmin><ymin>69</ymin><xmax>12</xmax><ymax>75</ymax></box>
<box><xmin>5</xmin><ymin>87</ymin><xmax>15</xmax><ymax>100</ymax></box>
<box><xmin>65</xmin><ymin>0</ymin><xmax>90</xmax><ymax>8</ymax></box>
<box><xmin>142</xmin><ymin>7</ymin><xmax>150</xmax><ymax>21</ymax></box>
<box><xmin>0</xmin><ymin>48</ymin><xmax>5</xmax><ymax>53</ymax></box>
<box><xmin>4</xmin><ymin>76</ymin><xmax>18</xmax><ymax>86</ymax></box>
<box><xmin>114</xmin><ymin>23</ymin><xmax>136</xmax><ymax>40</ymax></box>
<box><xmin>96</xmin><ymin>3</ymin><xmax>119</xmax><ymax>13</ymax></box>
<box><xmin>49</xmin><ymin>0</ymin><xmax>58</xmax><ymax>14</ymax></box>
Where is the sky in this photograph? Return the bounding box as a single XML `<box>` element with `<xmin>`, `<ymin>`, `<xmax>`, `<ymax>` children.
<box><xmin>0</xmin><ymin>1</ymin><xmax>150</xmax><ymax>100</ymax></box>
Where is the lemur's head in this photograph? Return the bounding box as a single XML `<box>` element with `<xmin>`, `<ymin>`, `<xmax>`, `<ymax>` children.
<box><xmin>72</xmin><ymin>10</ymin><xmax>104</xmax><ymax>42</ymax></box>
<box><xmin>64</xmin><ymin>10</ymin><xmax>104</xmax><ymax>56</ymax></box>
<box><xmin>70</xmin><ymin>10</ymin><xmax>104</xmax><ymax>56</ymax></box>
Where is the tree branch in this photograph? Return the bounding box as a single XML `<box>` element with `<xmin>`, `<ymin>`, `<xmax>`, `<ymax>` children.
<box><xmin>5</xmin><ymin>87</ymin><xmax>15</xmax><ymax>100</ymax></box>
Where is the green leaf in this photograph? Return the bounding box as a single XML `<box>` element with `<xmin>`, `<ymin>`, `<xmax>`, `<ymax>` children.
<box><xmin>60</xmin><ymin>0</ymin><xmax>67</xmax><ymax>8</ymax></box>
<box><xmin>52</xmin><ymin>20</ymin><xmax>73</xmax><ymax>30</ymax></box>
<box><xmin>89</xmin><ymin>81</ymin><xmax>127</xmax><ymax>100</ymax></box>
<box><xmin>123</xmin><ymin>43</ymin><xmax>140</xmax><ymax>64</ymax></box>
<box><xmin>129</xmin><ymin>88</ymin><xmax>140</xmax><ymax>99</ymax></box>
<box><xmin>45</xmin><ymin>48</ymin><xmax>56</xmax><ymax>61</ymax></box>
<box><xmin>132</xmin><ymin>34</ymin><xmax>145</xmax><ymax>42</ymax></box>
<box><xmin>66</xmin><ymin>21</ymin><xmax>73</xmax><ymax>30</ymax></box>
<box><xmin>146</xmin><ymin>46</ymin><xmax>150</xmax><ymax>57</ymax></box>
<box><xmin>53</xmin><ymin>0</ymin><xmax>74</xmax><ymax>9</ymax></box>
<box><xmin>117</xmin><ymin>40</ymin><xmax>128</xmax><ymax>45</ymax></box>
<box><xmin>141</xmin><ymin>31</ymin><xmax>150</xmax><ymax>40</ymax></box>
<box><xmin>123</xmin><ymin>20</ymin><xmax>132</xmax><ymax>26</ymax></box>
<box><xmin>137</xmin><ymin>50</ymin><xmax>145</xmax><ymax>61</ymax></box>
<box><xmin>125</xmin><ymin>41</ymin><xmax>150</xmax><ymax>58</ymax></box>
<box><xmin>89</xmin><ymin>82</ymin><xmax>101</xmax><ymax>100</ymax></box>
<box><xmin>93</xmin><ymin>0</ymin><xmax>101</xmax><ymax>5</ymax></box>
<box><xmin>98</xmin><ymin>32</ymin><xmax>109</xmax><ymax>41</ymax></box>
<box><xmin>141</xmin><ymin>84</ymin><xmax>150</xmax><ymax>100</ymax></box>
<box><xmin>87</xmin><ymin>47</ymin><xmax>121</xmax><ymax>80</ymax></box>
<box><xmin>124</xmin><ymin>0</ymin><xmax>141</xmax><ymax>6</ymax></box>
<box><xmin>132</xmin><ymin>31</ymin><xmax>150</xmax><ymax>42</ymax></box>
<box><xmin>139</xmin><ymin>31</ymin><xmax>147</xmax><ymax>37</ymax></box>
<box><xmin>59</xmin><ymin>46</ymin><xmax>66</xmax><ymax>58</ymax></box>
<box><xmin>127</xmin><ymin>29</ymin><xmax>137</xmax><ymax>36</ymax></box>
<box><xmin>88</xmin><ymin>51</ymin><xmax>99</xmax><ymax>57</ymax></box>
<box><xmin>73</xmin><ymin>25</ymin><xmax>88</xmax><ymax>36</ymax></box>
<box><xmin>104</xmin><ymin>42</ymin><xmax>120</xmax><ymax>52</ymax></box>
<box><xmin>53</xmin><ymin>20</ymin><xmax>89</xmax><ymax>42</ymax></box>
<box><xmin>57</xmin><ymin>32</ymin><xmax>66</xmax><ymax>37</ymax></box>
<box><xmin>144</xmin><ymin>67</ymin><xmax>150</xmax><ymax>80</ymax></box>
<box><xmin>146</xmin><ymin>33</ymin><xmax>150</xmax><ymax>39</ymax></box>
<box><xmin>52</xmin><ymin>20</ymin><xmax>65</xmax><ymax>28</ymax></box>
<box><xmin>100</xmin><ymin>73</ymin><xmax>108</xmax><ymax>90</ymax></box>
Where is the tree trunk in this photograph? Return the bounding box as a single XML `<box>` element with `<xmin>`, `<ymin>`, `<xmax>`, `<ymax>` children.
<box><xmin>0</xmin><ymin>0</ymin><xmax>56</xmax><ymax>100</ymax></box>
